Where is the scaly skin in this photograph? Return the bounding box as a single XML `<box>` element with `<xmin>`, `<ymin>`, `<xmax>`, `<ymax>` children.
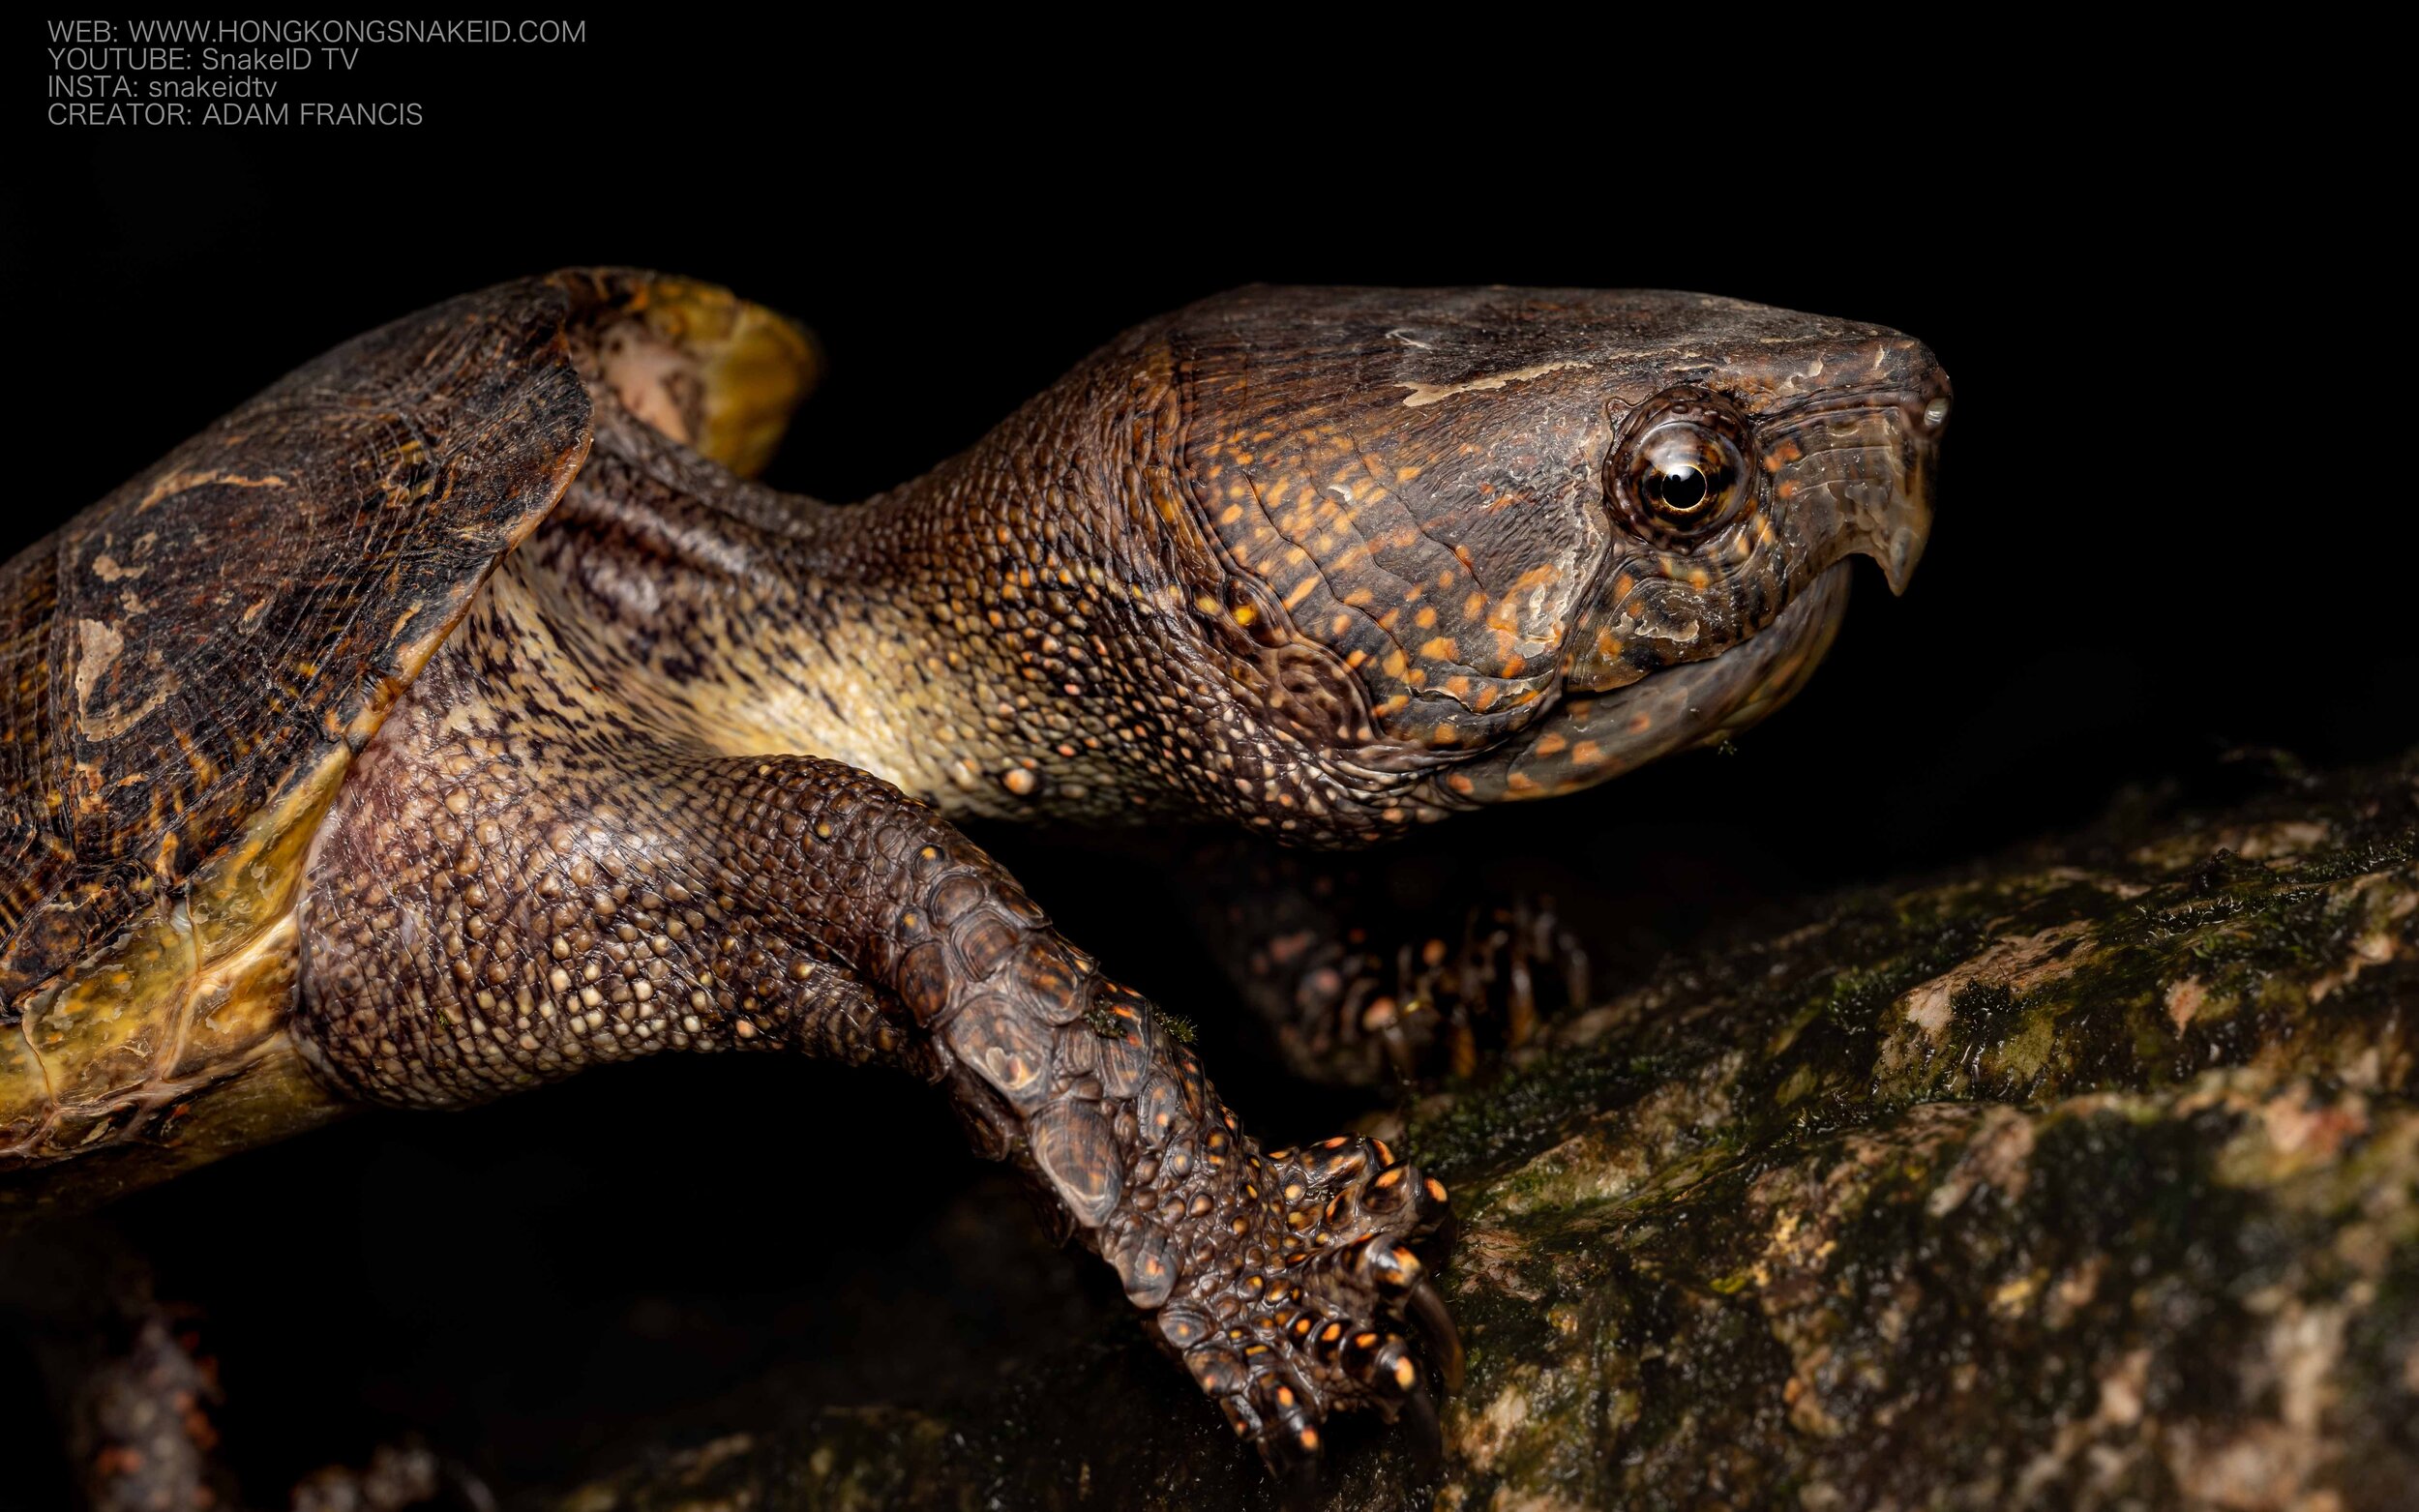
<box><xmin>296</xmin><ymin>419</ymin><xmax>1463</xmax><ymax>1473</ymax></box>
<box><xmin>4</xmin><ymin>271</ymin><xmax>1947</xmax><ymax>1487</ymax></box>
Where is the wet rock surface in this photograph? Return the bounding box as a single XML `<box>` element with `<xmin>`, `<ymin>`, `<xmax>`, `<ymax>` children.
<box><xmin>547</xmin><ymin>755</ymin><xmax>2419</xmax><ymax>1511</ymax></box>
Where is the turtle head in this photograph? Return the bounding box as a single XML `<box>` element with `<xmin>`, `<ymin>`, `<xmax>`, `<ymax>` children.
<box><xmin>1159</xmin><ymin>284</ymin><xmax>1948</xmax><ymax>825</ymax></box>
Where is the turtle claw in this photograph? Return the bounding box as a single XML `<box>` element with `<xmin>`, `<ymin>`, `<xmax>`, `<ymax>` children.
<box><xmin>1254</xmin><ymin>1370</ymin><xmax>1329</xmax><ymax>1500</ymax></box>
<box><xmin>1271</xmin><ymin>1445</ymin><xmax>1326</xmax><ymax>1511</ymax></box>
<box><xmin>1408</xmin><ymin>1276</ymin><xmax>1464</xmax><ymax>1394</ymax></box>
<box><xmin>1150</xmin><ymin>1133</ymin><xmax>1459</xmax><ymax>1487</ymax></box>
<box><xmin>1397</xmin><ymin>1380</ymin><xmax>1445</xmax><ymax>1472</ymax></box>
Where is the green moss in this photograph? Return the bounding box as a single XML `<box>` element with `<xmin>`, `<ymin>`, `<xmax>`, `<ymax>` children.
<box><xmin>1950</xmin><ymin>981</ymin><xmax>2025</xmax><ymax>1038</ymax></box>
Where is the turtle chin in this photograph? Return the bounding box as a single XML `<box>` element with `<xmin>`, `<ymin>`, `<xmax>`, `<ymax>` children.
<box><xmin>1427</xmin><ymin>565</ymin><xmax>1853</xmax><ymax>807</ymax></box>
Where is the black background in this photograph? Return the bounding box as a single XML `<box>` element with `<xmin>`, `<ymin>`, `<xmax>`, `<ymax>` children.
<box><xmin>3</xmin><ymin>25</ymin><xmax>2406</xmax><ymax>1504</ymax></box>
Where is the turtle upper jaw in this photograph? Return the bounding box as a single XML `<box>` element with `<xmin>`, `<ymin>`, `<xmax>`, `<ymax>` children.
<box><xmin>1775</xmin><ymin>380</ymin><xmax>1949</xmax><ymax>601</ymax></box>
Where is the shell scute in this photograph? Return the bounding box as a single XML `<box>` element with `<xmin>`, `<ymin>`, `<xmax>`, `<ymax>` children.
<box><xmin>0</xmin><ymin>276</ymin><xmax>597</xmax><ymax>1167</ymax></box>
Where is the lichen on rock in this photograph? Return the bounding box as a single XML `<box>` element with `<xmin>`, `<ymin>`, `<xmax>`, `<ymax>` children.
<box><xmin>552</xmin><ymin>754</ymin><xmax>2419</xmax><ymax>1511</ymax></box>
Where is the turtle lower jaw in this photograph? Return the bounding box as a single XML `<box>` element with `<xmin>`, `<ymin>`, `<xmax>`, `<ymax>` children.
<box><xmin>1423</xmin><ymin>565</ymin><xmax>1854</xmax><ymax>807</ymax></box>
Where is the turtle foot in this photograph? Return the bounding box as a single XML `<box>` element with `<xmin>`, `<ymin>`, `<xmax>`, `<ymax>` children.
<box><xmin>1230</xmin><ymin>878</ymin><xmax>1592</xmax><ymax>1086</ymax></box>
<box><xmin>1147</xmin><ymin>1135</ymin><xmax>1458</xmax><ymax>1485</ymax></box>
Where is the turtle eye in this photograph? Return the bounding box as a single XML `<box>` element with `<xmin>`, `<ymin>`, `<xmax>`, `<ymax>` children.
<box><xmin>1627</xmin><ymin>424</ymin><xmax>1745</xmax><ymax>535</ymax></box>
<box><xmin>1609</xmin><ymin>391</ymin><xmax>1755</xmax><ymax>544</ymax></box>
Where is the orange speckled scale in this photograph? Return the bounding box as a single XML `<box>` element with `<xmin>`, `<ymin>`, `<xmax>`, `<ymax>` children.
<box><xmin>0</xmin><ymin>270</ymin><xmax>1946</xmax><ymax>1483</ymax></box>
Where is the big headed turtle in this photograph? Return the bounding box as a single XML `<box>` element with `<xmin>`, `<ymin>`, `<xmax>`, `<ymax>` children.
<box><xmin>1</xmin><ymin>270</ymin><xmax>1947</xmax><ymax>1492</ymax></box>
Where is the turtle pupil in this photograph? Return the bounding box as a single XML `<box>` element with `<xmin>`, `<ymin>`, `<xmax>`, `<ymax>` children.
<box><xmin>1613</xmin><ymin>407</ymin><xmax>1753</xmax><ymax>540</ymax></box>
<box><xmin>1657</xmin><ymin>466</ymin><xmax>1707</xmax><ymax>514</ymax></box>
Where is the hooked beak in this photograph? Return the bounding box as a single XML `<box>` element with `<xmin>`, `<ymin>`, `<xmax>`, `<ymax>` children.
<box><xmin>1774</xmin><ymin>373</ymin><xmax>1949</xmax><ymax>599</ymax></box>
<box><xmin>1874</xmin><ymin>385</ymin><xmax>1950</xmax><ymax>594</ymax></box>
<box><xmin>1742</xmin><ymin>365</ymin><xmax>1945</xmax><ymax>602</ymax></box>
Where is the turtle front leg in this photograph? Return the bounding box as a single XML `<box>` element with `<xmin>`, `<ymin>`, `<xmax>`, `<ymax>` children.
<box><xmin>296</xmin><ymin>747</ymin><xmax>1458</xmax><ymax>1483</ymax></box>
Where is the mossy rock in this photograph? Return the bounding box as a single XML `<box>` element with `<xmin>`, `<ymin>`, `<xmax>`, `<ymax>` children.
<box><xmin>549</xmin><ymin>755</ymin><xmax>2419</xmax><ymax>1511</ymax></box>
